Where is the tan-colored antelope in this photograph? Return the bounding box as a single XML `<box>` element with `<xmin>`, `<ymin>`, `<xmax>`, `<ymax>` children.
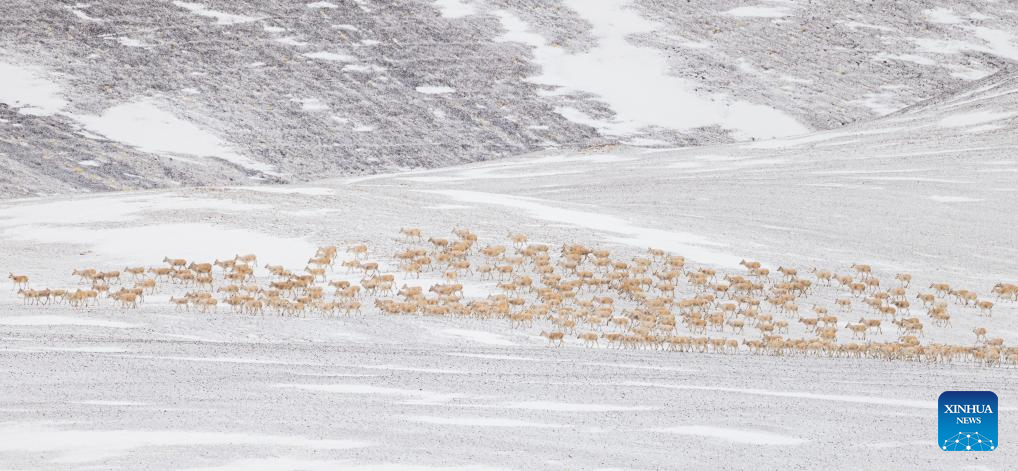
<box><xmin>234</xmin><ymin>253</ymin><xmax>258</xmax><ymax>265</ymax></box>
<box><xmin>973</xmin><ymin>327</ymin><xmax>988</xmax><ymax>343</ymax></box>
<box><xmin>8</xmin><ymin>273</ymin><xmax>29</xmax><ymax>290</ymax></box>
<box><xmin>540</xmin><ymin>330</ymin><xmax>565</xmax><ymax>346</ymax></box>
<box><xmin>845</xmin><ymin>322</ymin><xmax>868</xmax><ymax>340</ymax></box>
<box><xmin>399</xmin><ymin>227</ymin><xmax>423</xmax><ymax>242</ymax></box>
<box><xmin>163</xmin><ymin>257</ymin><xmax>187</xmax><ymax>267</ymax></box>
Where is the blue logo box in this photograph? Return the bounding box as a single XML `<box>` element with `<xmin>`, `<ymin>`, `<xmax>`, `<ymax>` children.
<box><xmin>939</xmin><ymin>391</ymin><xmax>998</xmax><ymax>451</ymax></box>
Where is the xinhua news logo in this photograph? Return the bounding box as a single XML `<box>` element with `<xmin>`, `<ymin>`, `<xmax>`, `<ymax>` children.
<box><xmin>939</xmin><ymin>391</ymin><xmax>997</xmax><ymax>451</ymax></box>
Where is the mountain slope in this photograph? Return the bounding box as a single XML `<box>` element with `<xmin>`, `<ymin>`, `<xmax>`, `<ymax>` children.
<box><xmin>1</xmin><ymin>0</ymin><xmax>1017</xmax><ymax>197</ymax></box>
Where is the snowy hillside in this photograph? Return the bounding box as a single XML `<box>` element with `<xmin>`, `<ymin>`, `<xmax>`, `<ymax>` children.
<box><xmin>2</xmin><ymin>65</ymin><xmax>1017</xmax><ymax>469</ymax></box>
<box><xmin>2</xmin><ymin>2</ymin><xmax>1018</xmax><ymax>470</ymax></box>
<box><xmin>3</xmin><ymin>0</ymin><xmax>1018</xmax><ymax>196</ymax></box>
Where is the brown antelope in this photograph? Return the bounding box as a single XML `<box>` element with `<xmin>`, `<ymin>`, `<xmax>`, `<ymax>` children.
<box><xmin>860</xmin><ymin>317</ymin><xmax>882</xmax><ymax>334</ymax></box>
<box><xmin>163</xmin><ymin>257</ymin><xmax>187</xmax><ymax>267</ymax></box>
<box><xmin>845</xmin><ymin>322</ymin><xmax>868</xmax><ymax>340</ymax></box>
<box><xmin>929</xmin><ymin>283</ymin><xmax>951</xmax><ymax>297</ymax></box>
<box><xmin>540</xmin><ymin>330</ymin><xmax>565</xmax><ymax>346</ymax></box>
<box><xmin>234</xmin><ymin>253</ymin><xmax>258</xmax><ymax>265</ymax></box>
<box><xmin>400</xmin><ymin>227</ymin><xmax>423</xmax><ymax>242</ymax></box>
<box><xmin>973</xmin><ymin>327</ymin><xmax>988</xmax><ymax>343</ymax></box>
<box><xmin>976</xmin><ymin>300</ymin><xmax>994</xmax><ymax>317</ymax></box>
<box><xmin>8</xmin><ymin>273</ymin><xmax>29</xmax><ymax>290</ymax></box>
<box><xmin>851</xmin><ymin>263</ymin><xmax>872</xmax><ymax>279</ymax></box>
<box><xmin>124</xmin><ymin>266</ymin><xmax>146</xmax><ymax>279</ymax></box>
<box><xmin>348</xmin><ymin>244</ymin><xmax>369</xmax><ymax>259</ymax></box>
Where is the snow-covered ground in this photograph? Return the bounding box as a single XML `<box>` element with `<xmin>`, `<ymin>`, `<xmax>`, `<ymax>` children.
<box><xmin>3</xmin><ymin>1</ymin><xmax>1018</xmax><ymax>468</ymax></box>
<box><xmin>1</xmin><ymin>68</ymin><xmax>1017</xmax><ymax>469</ymax></box>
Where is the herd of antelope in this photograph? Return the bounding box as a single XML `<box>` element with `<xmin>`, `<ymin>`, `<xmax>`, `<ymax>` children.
<box><xmin>5</xmin><ymin>226</ymin><xmax>1018</xmax><ymax>366</ymax></box>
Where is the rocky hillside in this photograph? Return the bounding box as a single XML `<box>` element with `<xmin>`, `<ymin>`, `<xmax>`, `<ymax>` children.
<box><xmin>1</xmin><ymin>0</ymin><xmax>1017</xmax><ymax>196</ymax></box>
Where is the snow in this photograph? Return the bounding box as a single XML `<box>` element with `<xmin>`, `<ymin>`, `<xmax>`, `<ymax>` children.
<box><xmin>914</xmin><ymin>27</ymin><xmax>1018</xmax><ymax>62</ymax></box>
<box><xmin>925</xmin><ymin>8</ymin><xmax>962</xmax><ymax>24</ymax></box>
<box><xmin>840</xmin><ymin>21</ymin><xmax>895</xmax><ymax>32</ymax></box>
<box><xmin>178</xmin><ymin>459</ymin><xmax>507</xmax><ymax>471</ymax></box>
<box><xmin>972</xmin><ymin>27</ymin><xmax>1018</xmax><ymax>60</ymax></box>
<box><xmin>172</xmin><ymin>1</ymin><xmax>262</xmax><ymax>25</ymax></box>
<box><xmin>875</xmin><ymin>53</ymin><xmax>936</xmax><ymax>66</ymax></box>
<box><xmin>233</xmin><ymin>186</ymin><xmax>335</xmax><ymax>195</ymax></box>
<box><xmin>343</xmin><ymin>64</ymin><xmax>386</xmax><ymax>73</ymax></box>
<box><xmin>438</xmin><ymin>328</ymin><xmax>516</xmax><ymax>346</ymax></box>
<box><xmin>78</xmin><ymin>159</ymin><xmax>103</xmax><ymax>167</ymax></box>
<box><xmin>434</xmin><ymin>0</ymin><xmax>475</xmax><ymax>18</ymax></box>
<box><xmin>303</xmin><ymin>51</ymin><xmax>355</xmax><ymax>62</ymax></box>
<box><xmin>745</xmin><ymin>126</ymin><xmax>907</xmax><ymax>149</ymax></box>
<box><xmin>2</xmin><ymin>222</ymin><xmax>315</xmax><ymax>268</ymax></box>
<box><xmin>503</xmin><ymin>401</ymin><xmax>653</xmax><ymax>412</ymax></box>
<box><xmin>724</xmin><ymin>6</ymin><xmax>792</xmax><ymax>18</ymax></box>
<box><xmin>946</xmin><ymin>64</ymin><xmax>993</xmax><ymax>80</ymax></box>
<box><xmin>416</xmin><ymin>86</ymin><xmax>456</xmax><ymax>95</ymax></box>
<box><xmin>655</xmin><ymin>426</ymin><xmax>805</xmax><ymax>445</ymax></box>
<box><xmin>624</xmin><ymin>382</ymin><xmax>937</xmax><ymax>409</ymax></box>
<box><xmin>8</xmin><ymin>345</ymin><xmax>131</xmax><ymax>353</ymax></box>
<box><xmin>275</xmin><ymin>37</ymin><xmax>310</xmax><ymax>47</ymax></box>
<box><xmin>278</xmin><ymin>384</ymin><xmax>466</xmax><ymax>404</ymax></box>
<box><xmin>0</xmin><ymin>193</ymin><xmax>262</xmax><ymax>227</ymax></box>
<box><xmin>963</xmin><ymin>124</ymin><xmax>1005</xmax><ymax>133</ymax></box>
<box><xmin>928</xmin><ymin>195</ymin><xmax>984</xmax><ymax>203</ymax></box>
<box><xmin>398</xmin><ymin>167</ymin><xmax>582</xmax><ymax>183</ymax></box>
<box><xmin>75</xmin><ymin>401</ymin><xmax>150</xmax><ymax>406</ymax></box>
<box><xmin>71</xmin><ymin>101</ymin><xmax>275</xmax><ymax>173</ymax></box>
<box><xmin>117</xmin><ymin>37</ymin><xmax>151</xmax><ymax>48</ymax></box>
<box><xmin>296</xmin><ymin>98</ymin><xmax>329</xmax><ymax>112</ymax></box>
<box><xmin>0</xmin><ymin>425</ymin><xmax>368</xmax><ymax>463</ymax></box>
<box><xmin>493</xmin><ymin>2</ymin><xmax>807</xmax><ymax>140</ymax></box>
<box><xmin>67</xmin><ymin>6</ymin><xmax>101</xmax><ymax>21</ymax></box>
<box><xmin>938</xmin><ymin>110</ymin><xmax>1017</xmax><ymax>127</ymax></box>
<box><xmin>426</xmin><ymin>189</ymin><xmax>742</xmax><ymax>268</ymax></box>
<box><xmin>360</xmin><ymin>365</ymin><xmax>467</xmax><ymax>375</ymax></box>
<box><xmin>307</xmin><ymin>1</ymin><xmax>338</xmax><ymax>8</ymax></box>
<box><xmin>848</xmin><ymin>90</ymin><xmax>907</xmax><ymax>115</ymax></box>
<box><xmin>0</xmin><ymin>316</ymin><xmax>138</xmax><ymax>329</ymax></box>
<box><xmin>406</xmin><ymin>415</ymin><xmax>564</xmax><ymax>428</ymax></box>
<box><xmin>0</xmin><ymin>62</ymin><xmax>68</xmax><ymax>116</ymax></box>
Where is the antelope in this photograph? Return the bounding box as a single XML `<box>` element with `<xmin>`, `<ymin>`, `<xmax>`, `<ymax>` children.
<box><xmin>845</xmin><ymin>322</ymin><xmax>868</xmax><ymax>340</ymax></box>
<box><xmin>8</xmin><ymin>273</ymin><xmax>29</xmax><ymax>290</ymax></box>
<box><xmin>860</xmin><ymin>317</ymin><xmax>882</xmax><ymax>334</ymax></box>
<box><xmin>348</xmin><ymin>244</ymin><xmax>369</xmax><ymax>259</ymax></box>
<box><xmin>234</xmin><ymin>253</ymin><xmax>258</xmax><ymax>265</ymax></box>
<box><xmin>163</xmin><ymin>257</ymin><xmax>187</xmax><ymax>267</ymax></box>
<box><xmin>973</xmin><ymin>327</ymin><xmax>988</xmax><ymax>343</ymax></box>
<box><xmin>851</xmin><ymin>263</ymin><xmax>872</xmax><ymax>279</ymax></box>
<box><xmin>777</xmin><ymin>266</ymin><xmax>797</xmax><ymax>280</ymax></box>
<box><xmin>169</xmin><ymin>296</ymin><xmax>189</xmax><ymax>311</ymax></box>
<box><xmin>540</xmin><ymin>330</ymin><xmax>565</xmax><ymax>346</ymax></box>
<box><xmin>929</xmin><ymin>283</ymin><xmax>951</xmax><ymax>298</ymax></box>
<box><xmin>124</xmin><ymin>266</ymin><xmax>146</xmax><ymax>279</ymax></box>
<box><xmin>72</xmin><ymin>268</ymin><xmax>97</xmax><ymax>283</ymax></box>
<box><xmin>740</xmin><ymin>260</ymin><xmax>762</xmax><ymax>271</ymax></box>
<box><xmin>400</xmin><ymin>227</ymin><xmax>423</xmax><ymax>242</ymax></box>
